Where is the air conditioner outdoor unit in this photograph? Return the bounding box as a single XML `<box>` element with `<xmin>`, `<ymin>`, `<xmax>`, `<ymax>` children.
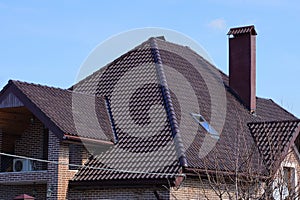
<box><xmin>13</xmin><ymin>159</ymin><xmax>33</xmax><ymax>172</ymax></box>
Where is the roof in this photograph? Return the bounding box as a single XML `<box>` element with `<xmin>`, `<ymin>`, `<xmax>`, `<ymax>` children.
<box><xmin>0</xmin><ymin>80</ymin><xmax>114</xmax><ymax>143</ymax></box>
<box><xmin>248</xmin><ymin>120</ymin><xmax>300</xmax><ymax>173</ymax></box>
<box><xmin>70</xmin><ymin>37</ymin><xmax>299</xmax><ymax>183</ymax></box>
<box><xmin>0</xmin><ymin>36</ymin><xmax>298</xmax><ymax>185</ymax></box>
<box><xmin>71</xmin><ymin>38</ymin><xmax>182</xmax><ymax>183</ymax></box>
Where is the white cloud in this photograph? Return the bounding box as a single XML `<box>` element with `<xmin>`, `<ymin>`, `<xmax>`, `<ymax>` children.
<box><xmin>208</xmin><ymin>18</ymin><xmax>227</xmax><ymax>31</ymax></box>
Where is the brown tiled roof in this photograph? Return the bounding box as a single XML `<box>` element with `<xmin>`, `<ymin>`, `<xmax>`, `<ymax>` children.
<box><xmin>256</xmin><ymin>97</ymin><xmax>297</xmax><ymax>121</ymax></box>
<box><xmin>71</xmin><ymin>40</ymin><xmax>181</xmax><ymax>182</ymax></box>
<box><xmin>8</xmin><ymin>80</ymin><xmax>114</xmax><ymax>142</ymax></box>
<box><xmin>1</xmin><ymin>36</ymin><xmax>298</xmax><ymax>184</ymax></box>
<box><xmin>248</xmin><ymin>120</ymin><xmax>300</xmax><ymax>172</ymax></box>
<box><xmin>154</xmin><ymin>39</ymin><xmax>299</xmax><ymax>174</ymax></box>
<box><xmin>71</xmin><ymin>37</ymin><xmax>299</xmax><ymax>183</ymax></box>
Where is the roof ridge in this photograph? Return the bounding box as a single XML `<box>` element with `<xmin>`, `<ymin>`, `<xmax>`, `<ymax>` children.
<box><xmin>257</xmin><ymin>97</ymin><xmax>298</xmax><ymax>119</ymax></box>
<box><xmin>10</xmin><ymin>79</ymin><xmax>104</xmax><ymax>99</ymax></box>
<box><xmin>150</xmin><ymin>37</ymin><xmax>188</xmax><ymax>167</ymax></box>
<box><xmin>10</xmin><ymin>79</ymin><xmax>67</xmax><ymax>92</ymax></box>
<box><xmin>71</xmin><ymin>38</ymin><xmax>153</xmax><ymax>90</ymax></box>
<box><xmin>71</xmin><ymin>36</ymin><xmax>219</xmax><ymax>91</ymax></box>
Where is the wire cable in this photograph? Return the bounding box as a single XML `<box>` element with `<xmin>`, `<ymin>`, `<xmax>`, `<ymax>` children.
<box><xmin>0</xmin><ymin>152</ymin><xmax>186</xmax><ymax>178</ymax></box>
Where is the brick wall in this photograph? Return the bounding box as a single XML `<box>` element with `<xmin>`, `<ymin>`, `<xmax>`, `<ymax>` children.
<box><xmin>0</xmin><ymin>170</ymin><xmax>49</xmax><ymax>184</ymax></box>
<box><xmin>15</xmin><ymin>119</ymin><xmax>46</xmax><ymax>170</ymax></box>
<box><xmin>0</xmin><ymin>129</ymin><xmax>2</xmax><ymax>169</ymax></box>
<box><xmin>280</xmin><ymin>147</ymin><xmax>300</xmax><ymax>197</ymax></box>
<box><xmin>0</xmin><ymin>121</ymin><xmax>78</xmax><ymax>200</ymax></box>
<box><xmin>0</xmin><ymin>184</ymin><xmax>46</xmax><ymax>200</ymax></box>
<box><xmin>0</xmin><ymin>119</ymin><xmax>49</xmax><ymax>199</ymax></box>
<box><xmin>169</xmin><ymin>147</ymin><xmax>300</xmax><ymax>200</ymax></box>
<box><xmin>66</xmin><ymin>178</ymin><xmax>236</xmax><ymax>200</ymax></box>
<box><xmin>283</xmin><ymin>147</ymin><xmax>300</xmax><ymax>179</ymax></box>
<box><xmin>47</xmin><ymin>130</ymin><xmax>76</xmax><ymax>200</ymax></box>
<box><xmin>69</xmin><ymin>144</ymin><xmax>89</xmax><ymax>170</ymax></box>
<box><xmin>170</xmin><ymin>177</ymin><xmax>235</xmax><ymax>200</ymax></box>
<box><xmin>65</xmin><ymin>177</ymin><xmax>252</xmax><ymax>200</ymax></box>
<box><xmin>67</xmin><ymin>187</ymin><xmax>170</xmax><ymax>200</ymax></box>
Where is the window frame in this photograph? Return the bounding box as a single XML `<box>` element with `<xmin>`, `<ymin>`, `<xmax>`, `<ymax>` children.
<box><xmin>190</xmin><ymin>113</ymin><xmax>220</xmax><ymax>139</ymax></box>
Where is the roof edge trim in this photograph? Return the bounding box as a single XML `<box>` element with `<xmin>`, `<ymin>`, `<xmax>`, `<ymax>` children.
<box><xmin>69</xmin><ymin>178</ymin><xmax>176</xmax><ymax>188</ymax></box>
<box><xmin>63</xmin><ymin>134</ymin><xmax>114</xmax><ymax>146</ymax></box>
<box><xmin>184</xmin><ymin>167</ymin><xmax>268</xmax><ymax>180</ymax></box>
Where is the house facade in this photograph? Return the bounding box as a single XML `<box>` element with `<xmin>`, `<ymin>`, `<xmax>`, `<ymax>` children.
<box><xmin>0</xmin><ymin>25</ymin><xmax>300</xmax><ymax>200</ymax></box>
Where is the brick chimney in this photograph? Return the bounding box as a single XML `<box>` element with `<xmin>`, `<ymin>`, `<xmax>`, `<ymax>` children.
<box><xmin>227</xmin><ymin>25</ymin><xmax>257</xmax><ymax>113</ymax></box>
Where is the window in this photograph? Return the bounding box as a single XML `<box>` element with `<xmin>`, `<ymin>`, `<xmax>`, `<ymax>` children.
<box><xmin>283</xmin><ymin>166</ymin><xmax>296</xmax><ymax>193</ymax></box>
<box><xmin>190</xmin><ymin>113</ymin><xmax>220</xmax><ymax>139</ymax></box>
<box><xmin>294</xmin><ymin>134</ymin><xmax>300</xmax><ymax>155</ymax></box>
<box><xmin>273</xmin><ymin>166</ymin><xmax>297</xmax><ymax>200</ymax></box>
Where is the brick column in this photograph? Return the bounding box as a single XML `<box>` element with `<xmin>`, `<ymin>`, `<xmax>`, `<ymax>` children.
<box><xmin>47</xmin><ymin>131</ymin><xmax>76</xmax><ymax>200</ymax></box>
<box><xmin>0</xmin><ymin>128</ymin><xmax>2</xmax><ymax>170</ymax></box>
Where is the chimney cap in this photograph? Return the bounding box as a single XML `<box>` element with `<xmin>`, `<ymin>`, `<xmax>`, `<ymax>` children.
<box><xmin>155</xmin><ymin>36</ymin><xmax>166</xmax><ymax>41</ymax></box>
<box><xmin>227</xmin><ymin>25</ymin><xmax>257</xmax><ymax>36</ymax></box>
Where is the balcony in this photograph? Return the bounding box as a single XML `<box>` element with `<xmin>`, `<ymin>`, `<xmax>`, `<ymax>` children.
<box><xmin>0</xmin><ymin>154</ymin><xmax>48</xmax><ymax>185</ymax></box>
<box><xmin>0</xmin><ymin>154</ymin><xmax>47</xmax><ymax>173</ymax></box>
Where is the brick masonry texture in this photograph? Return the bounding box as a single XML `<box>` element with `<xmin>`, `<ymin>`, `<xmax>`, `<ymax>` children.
<box><xmin>0</xmin><ymin>129</ymin><xmax>2</xmax><ymax>172</ymax></box>
<box><xmin>67</xmin><ymin>187</ymin><xmax>170</xmax><ymax>200</ymax></box>
<box><xmin>15</xmin><ymin>119</ymin><xmax>46</xmax><ymax>170</ymax></box>
<box><xmin>0</xmin><ymin>184</ymin><xmax>46</xmax><ymax>200</ymax></box>
<box><xmin>0</xmin><ymin>119</ymin><xmax>78</xmax><ymax>199</ymax></box>
<box><xmin>47</xmin><ymin>130</ymin><xmax>77</xmax><ymax>200</ymax></box>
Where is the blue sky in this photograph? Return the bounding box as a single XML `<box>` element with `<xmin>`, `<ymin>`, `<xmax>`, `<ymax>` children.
<box><xmin>0</xmin><ymin>0</ymin><xmax>299</xmax><ymax>117</ymax></box>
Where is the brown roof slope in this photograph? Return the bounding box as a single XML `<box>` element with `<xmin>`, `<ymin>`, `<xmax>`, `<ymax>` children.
<box><xmin>71</xmin><ymin>39</ymin><xmax>181</xmax><ymax>183</ymax></box>
<box><xmin>71</xmin><ymin>37</ymin><xmax>298</xmax><ymax>183</ymax></box>
<box><xmin>155</xmin><ymin>39</ymin><xmax>261</xmax><ymax>174</ymax></box>
<box><xmin>9</xmin><ymin>80</ymin><xmax>113</xmax><ymax>142</ymax></box>
<box><xmin>248</xmin><ymin>120</ymin><xmax>300</xmax><ymax>173</ymax></box>
<box><xmin>256</xmin><ymin>97</ymin><xmax>297</xmax><ymax>121</ymax></box>
<box><xmin>156</xmin><ymin>39</ymin><xmax>298</xmax><ymax>175</ymax></box>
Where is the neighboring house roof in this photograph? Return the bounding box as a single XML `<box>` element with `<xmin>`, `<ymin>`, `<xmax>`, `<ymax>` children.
<box><xmin>0</xmin><ymin>36</ymin><xmax>299</xmax><ymax>186</ymax></box>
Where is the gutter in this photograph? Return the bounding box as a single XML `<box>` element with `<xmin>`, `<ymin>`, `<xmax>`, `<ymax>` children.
<box><xmin>69</xmin><ymin>178</ymin><xmax>176</xmax><ymax>189</ymax></box>
<box><xmin>184</xmin><ymin>167</ymin><xmax>269</xmax><ymax>181</ymax></box>
<box><xmin>63</xmin><ymin>134</ymin><xmax>114</xmax><ymax>146</ymax></box>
